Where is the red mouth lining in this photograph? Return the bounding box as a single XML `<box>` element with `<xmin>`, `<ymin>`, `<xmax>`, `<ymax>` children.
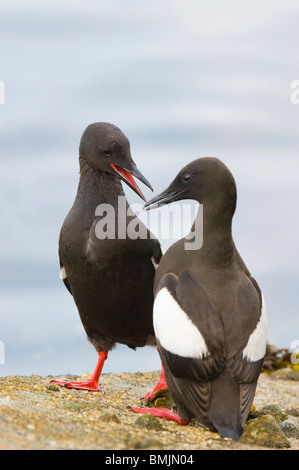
<box><xmin>110</xmin><ymin>164</ymin><xmax>146</xmax><ymax>201</ymax></box>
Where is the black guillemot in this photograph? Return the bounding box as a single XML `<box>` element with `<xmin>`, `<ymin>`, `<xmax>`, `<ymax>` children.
<box><xmin>132</xmin><ymin>157</ymin><xmax>267</xmax><ymax>440</ymax></box>
<box><xmin>51</xmin><ymin>122</ymin><xmax>166</xmax><ymax>395</ymax></box>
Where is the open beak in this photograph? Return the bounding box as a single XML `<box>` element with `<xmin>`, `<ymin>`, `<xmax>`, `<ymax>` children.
<box><xmin>110</xmin><ymin>163</ymin><xmax>153</xmax><ymax>202</ymax></box>
<box><xmin>144</xmin><ymin>189</ymin><xmax>186</xmax><ymax>210</ymax></box>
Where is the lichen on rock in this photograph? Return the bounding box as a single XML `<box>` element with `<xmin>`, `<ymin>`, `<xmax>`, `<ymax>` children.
<box><xmin>257</xmin><ymin>404</ymin><xmax>288</xmax><ymax>423</ymax></box>
<box><xmin>0</xmin><ymin>371</ymin><xmax>298</xmax><ymax>450</ymax></box>
<box><xmin>241</xmin><ymin>415</ymin><xmax>291</xmax><ymax>448</ymax></box>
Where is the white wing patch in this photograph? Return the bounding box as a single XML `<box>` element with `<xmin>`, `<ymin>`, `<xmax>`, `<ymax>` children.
<box><xmin>242</xmin><ymin>294</ymin><xmax>267</xmax><ymax>362</ymax></box>
<box><xmin>151</xmin><ymin>256</ymin><xmax>159</xmax><ymax>270</ymax></box>
<box><xmin>154</xmin><ymin>287</ymin><xmax>209</xmax><ymax>359</ymax></box>
<box><xmin>59</xmin><ymin>266</ymin><xmax>67</xmax><ymax>280</ymax></box>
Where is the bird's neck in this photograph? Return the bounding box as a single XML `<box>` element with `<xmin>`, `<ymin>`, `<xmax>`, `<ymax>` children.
<box><xmin>186</xmin><ymin>200</ymin><xmax>235</xmax><ymax>266</ymax></box>
<box><xmin>75</xmin><ymin>164</ymin><xmax>124</xmax><ymax>208</ymax></box>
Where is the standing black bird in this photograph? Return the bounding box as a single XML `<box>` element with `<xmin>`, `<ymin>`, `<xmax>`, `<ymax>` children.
<box><xmin>51</xmin><ymin>122</ymin><xmax>163</xmax><ymax>392</ymax></box>
<box><xmin>132</xmin><ymin>157</ymin><xmax>267</xmax><ymax>440</ymax></box>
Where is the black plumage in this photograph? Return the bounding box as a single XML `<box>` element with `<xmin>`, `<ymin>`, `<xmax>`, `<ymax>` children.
<box><xmin>52</xmin><ymin>122</ymin><xmax>162</xmax><ymax>391</ymax></box>
<box><xmin>132</xmin><ymin>157</ymin><xmax>267</xmax><ymax>440</ymax></box>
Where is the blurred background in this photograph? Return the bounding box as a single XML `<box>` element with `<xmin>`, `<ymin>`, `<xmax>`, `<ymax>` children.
<box><xmin>0</xmin><ymin>0</ymin><xmax>298</xmax><ymax>377</ymax></box>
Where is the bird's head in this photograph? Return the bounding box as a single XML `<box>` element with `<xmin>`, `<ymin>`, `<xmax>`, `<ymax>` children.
<box><xmin>79</xmin><ymin>122</ymin><xmax>153</xmax><ymax>201</ymax></box>
<box><xmin>144</xmin><ymin>157</ymin><xmax>236</xmax><ymax>214</ymax></box>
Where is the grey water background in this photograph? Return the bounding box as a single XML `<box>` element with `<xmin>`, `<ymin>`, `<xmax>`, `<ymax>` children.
<box><xmin>1</xmin><ymin>1</ymin><xmax>299</xmax><ymax>377</ymax></box>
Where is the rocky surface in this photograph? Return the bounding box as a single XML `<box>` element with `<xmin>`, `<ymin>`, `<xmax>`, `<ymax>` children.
<box><xmin>0</xmin><ymin>368</ymin><xmax>298</xmax><ymax>450</ymax></box>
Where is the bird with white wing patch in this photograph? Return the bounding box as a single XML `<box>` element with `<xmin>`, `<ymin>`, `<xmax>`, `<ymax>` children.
<box><xmin>132</xmin><ymin>157</ymin><xmax>267</xmax><ymax>440</ymax></box>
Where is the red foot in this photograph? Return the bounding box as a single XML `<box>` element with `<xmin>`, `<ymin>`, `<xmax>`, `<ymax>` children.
<box><xmin>131</xmin><ymin>406</ymin><xmax>190</xmax><ymax>425</ymax></box>
<box><xmin>50</xmin><ymin>378</ymin><xmax>101</xmax><ymax>391</ymax></box>
<box><xmin>50</xmin><ymin>351</ymin><xmax>107</xmax><ymax>392</ymax></box>
<box><xmin>142</xmin><ymin>365</ymin><xmax>168</xmax><ymax>403</ymax></box>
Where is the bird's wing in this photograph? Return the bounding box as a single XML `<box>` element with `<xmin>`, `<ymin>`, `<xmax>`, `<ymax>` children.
<box><xmin>59</xmin><ymin>256</ymin><xmax>72</xmax><ymax>295</ymax></box>
<box><xmin>151</xmin><ymin>239</ymin><xmax>163</xmax><ymax>269</ymax></box>
<box><xmin>153</xmin><ymin>270</ymin><xmax>225</xmax><ymax>419</ymax></box>
<box><xmin>154</xmin><ymin>271</ymin><xmax>267</xmax><ymax>422</ymax></box>
<box><xmin>226</xmin><ymin>275</ymin><xmax>267</xmax><ymax>420</ymax></box>
<box><xmin>84</xmin><ymin>205</ymin><xmax>163</xmax><ymax>268</ymax></box>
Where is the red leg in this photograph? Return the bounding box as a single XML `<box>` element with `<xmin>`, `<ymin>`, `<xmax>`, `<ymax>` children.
<box><xmin>131</xmin><ymin>406</ymin><xmax>190</xmax><ymax>425</ymax></box>
<box><xmin>142</xmin><ymin>362</ymin><xmax>167</xmax><ymax>403</ymax></box>
<box><xmin>51</xmin><ymin>351</ymin><xmax>108</xmax><ymax>391</ymax></box>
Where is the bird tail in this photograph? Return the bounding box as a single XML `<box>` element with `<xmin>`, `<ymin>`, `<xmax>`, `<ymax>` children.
<box><xmin>208</xmin><ymin>369</ymin><xmax>244</xmax><ymax>440</ymax></box>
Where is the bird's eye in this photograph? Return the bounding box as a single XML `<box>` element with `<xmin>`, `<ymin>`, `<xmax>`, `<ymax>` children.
<box><xmin>182</xmin><ymin>173</ymin><xmax>191</xmax><ymax>183</ymax></box>
<box><xmin>103</xmin><ymin>149</ymin><xmax>112</xmax><ymax>157</ymax></box>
